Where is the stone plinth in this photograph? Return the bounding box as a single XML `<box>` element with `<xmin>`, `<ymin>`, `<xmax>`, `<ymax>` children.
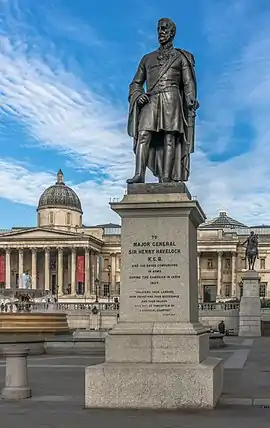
<box><xmin>2</xmin><ymin>347</ymin><xmax>31</xmax><ymax>400</ymax></box>
<box><xmin>85</xmin><ymin>184</ymin><xmax>223</xmax><ymax>409</ymax></box>
<box><xmin>239</xmin><ymin>270</ymin><xmax>261</xmax><ymax>337</ymax></box>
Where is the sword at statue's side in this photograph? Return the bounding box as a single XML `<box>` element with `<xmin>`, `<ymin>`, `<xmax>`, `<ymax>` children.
<box><xmin>183</xmin><ymin>100</ymin><xmax>199</xmax><ymax>180</ymax></box>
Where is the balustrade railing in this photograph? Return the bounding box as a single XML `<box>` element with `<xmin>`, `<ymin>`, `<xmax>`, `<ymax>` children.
<box><xmin>0</xmin><ymin>301</ymin><xmax>119</xmax><ymax>313</ymax></box>
<box><xmin>198</xmin><ymin>302</ymin><xmax>240</xmax><ymax>310</ymax></box>
<box><xmin>2</xmin><ymin>301</ymin><xmax>270</xmax><ymax>314</ymax></box>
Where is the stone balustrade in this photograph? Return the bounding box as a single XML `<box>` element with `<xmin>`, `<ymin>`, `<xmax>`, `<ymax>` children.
<box><xmin>1</xmin><ymin>301</ymin><xmax>270</xmax><ymax>335</ymax></box>
<box><xmin>0</xmin><ymin>301</ymin><xmax>119</xmax><ymax>313</ymax></box>
<box><xmin>199</xmin><ymin>302</ymin><xmax>240</xmax><ymax>310</ymax></box>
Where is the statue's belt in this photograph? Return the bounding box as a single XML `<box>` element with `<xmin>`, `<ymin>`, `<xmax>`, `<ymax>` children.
<box><xmin>146</xmin><ymin>86</ymin><xmax>179</xmax><ymax>96</ymax></box>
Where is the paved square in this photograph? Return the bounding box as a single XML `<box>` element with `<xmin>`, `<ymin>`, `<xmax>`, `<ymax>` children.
<box><xmin>0</xmin><ymin>337</ymin><xmax>270</xmax><ymax>426</ymax></box>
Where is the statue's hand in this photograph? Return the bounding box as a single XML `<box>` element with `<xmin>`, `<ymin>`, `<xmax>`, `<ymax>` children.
<box><xmin>188</xmin><ymin>99</ymin><xmax>199</xmax><ymax>111</ymax></box>
<box><xmin>137</xmin><ymin>94</ymin><xmax>149</xmax><ymax>107</ymax></box>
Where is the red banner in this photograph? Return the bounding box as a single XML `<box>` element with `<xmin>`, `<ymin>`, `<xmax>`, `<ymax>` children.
<box><xmin>0</xmin><ymin>255</ymin><xmax>5</xmax><ymax>283</ymax></box>
<box><xmin>77</xmin><ymin>256</ymin><xmax>85</xmax><ymax>283</ymax></box>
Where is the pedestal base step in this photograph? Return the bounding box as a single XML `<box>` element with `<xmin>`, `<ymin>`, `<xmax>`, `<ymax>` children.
<box><xmin>85</xmin><ymin>357</ymin><xmax>223</xmax><ymax>409</ymax></box>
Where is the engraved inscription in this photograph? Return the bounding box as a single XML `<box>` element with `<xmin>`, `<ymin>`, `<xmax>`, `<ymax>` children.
<box><xmin>127</xmin><ymin>235</ymin><xmax>182</xmax><ymax>316</ymax></box>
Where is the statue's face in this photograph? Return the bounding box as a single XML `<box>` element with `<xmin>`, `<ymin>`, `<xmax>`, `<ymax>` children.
<box><xmin>158</xmin><ymin>20</ymin><xmax>173</xmax><ymax>45</ymax></box>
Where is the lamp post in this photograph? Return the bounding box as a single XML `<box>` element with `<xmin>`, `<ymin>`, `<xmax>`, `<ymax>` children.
<box><xmin>95</xmin><ymin>278</ymin><xmax>99</xmax><ymax>303</ymax></box>
<box><xmin>107</xmin><ymin>264</ymin><xmax>111</xmax><ymax>303</ymax></box>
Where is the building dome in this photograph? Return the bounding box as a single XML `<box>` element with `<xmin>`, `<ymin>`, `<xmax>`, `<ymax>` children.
<box><xmin>38</xmin><ymin>170</ymin><xmax>82</xmax><ymax>214</ymax></box>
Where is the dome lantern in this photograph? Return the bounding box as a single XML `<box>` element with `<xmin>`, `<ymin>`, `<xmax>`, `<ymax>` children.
<box><xmin>56</xmin><ymin>169</ymin><xmax>64</xmax><ymax>185</ymax></box>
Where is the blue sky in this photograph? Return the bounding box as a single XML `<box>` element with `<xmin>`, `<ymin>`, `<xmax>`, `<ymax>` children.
<box><xmin>1</xmin><ymin>0</ymin><xmax>270</xmax><ymax>228</ymax></box>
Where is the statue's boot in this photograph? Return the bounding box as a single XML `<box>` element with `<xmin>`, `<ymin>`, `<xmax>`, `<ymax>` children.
<box><xmin>126</xmin><ymin>175</ymin><xmax>144</xmax><ymax>184</ymax></box>
<box><xmin>161</xmin><ymin>139</ymin><xmax>175</xmax><ymax>183</ymax></box>
<box><xmin>126</xmin><ymin>143</ymin><xmax>148</xmax><ymax>184</ymax></box>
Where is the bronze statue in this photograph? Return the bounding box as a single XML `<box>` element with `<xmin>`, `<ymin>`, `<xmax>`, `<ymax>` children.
<box><xmin>127</xmin><ymin>18</ymin><xmax>199</xmax><ymax>184</ymax></box>
<box><xmin>241</xmin><ymin>231</ymin><xmax>259</xmax><ymax>270</ymax></box>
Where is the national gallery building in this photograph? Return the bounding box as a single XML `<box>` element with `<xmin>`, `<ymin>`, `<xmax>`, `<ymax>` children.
<box><xmin>0</xmin><ymin>170</ymin><xmax>269</xmax><ymax>302</ymax></box>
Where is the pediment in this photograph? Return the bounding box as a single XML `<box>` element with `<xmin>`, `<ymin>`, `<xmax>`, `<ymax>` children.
<box><xmin>0</xmin><ymin>227</ymin><xmax>81</xmax><ymax>240</ymax></box>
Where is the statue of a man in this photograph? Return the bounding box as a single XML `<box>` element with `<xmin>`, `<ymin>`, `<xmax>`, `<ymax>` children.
<box><xmin>127</xmin><ymin>18</ymin><xmax>198</xmax><ymax>184</ymax></box>
<box><xmin>241</xmin><ymin>231</ymin><xmax>259</xmax><ymax>270</ymax></box>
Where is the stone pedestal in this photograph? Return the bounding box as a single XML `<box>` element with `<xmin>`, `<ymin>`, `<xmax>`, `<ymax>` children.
<box><xmin>239</xmin><ymin>270</ymin><xmax>261</xmax><ymax>337</ymax></box>
<box><xmin>2</xmin><ymin>347</ymin><xmax>31</xmax><ymax>400</ymax></box>
<box><xmin>85</xmin><ymin>183</ymin><xmax>223</xmax><ymax>409</ymax></box>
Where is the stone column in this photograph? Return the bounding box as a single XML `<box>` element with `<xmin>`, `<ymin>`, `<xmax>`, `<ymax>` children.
<box><xmin>197</xmin><ymin>251</ymin><xmax>202</xmax><ymax>302</ymax></box>
<box><xmin>2</xmin><ymin>347</ymin><xmax>31</xmax><ymax>400</ymax></box>
<box><xmin>18</xmin><ymin>248</ymin><xmax>24</xmax><ymax>287</ymax></box>
<box><xmin>84</xmin><ymin>248</ymin><xmax>90</xmax><ymax>296</ymax></box>
<box><xmin>44</xmin><ymin>248</ymin><xmax>50</xmax><ymax>291</ymax></box>
<box><xmin>110</xmin><ymin>253</ymin><xmax>116</xmax><ymax>295</ymax></box>
<box><xmin>31</xmin><ymin>248</ymin><xmax>37</xmax><ymax>290</ymax></box>
<box><xmin>57</xmin><ymin>248</ymin><xmax>63</xmax><ymax>295</ymax></box>
<box><xmin>89</xmin><ymin>250</ymin><xmax>94</xmax><ymax>295</ymax></box>
<box><xmin>217</xmin><ymin>251</ymin><xmax>223</xmax><ymax>299</ymax></box>
<box><xmin>5</xmin><ymin>248</ymin><xmax>11</xmax><ymax>289</ymax></box>
<box><xmin>231</xmin><ymin>252</ymin><xmax>237</xmax><ymax>297</ymax></box>
<box><xmin>94</xmin><ymin>253</ymin><xmax>97</xmax><ymax>293</ymax></box>
<box><xmin>71</xmin><ymin>248</ymin><xmax>76</xmax><ymax>295</ymax></box>
<box><xmin>67</xmin><ymin>252</ymin><xmax>71</xmax><ymax>289</ymax></box>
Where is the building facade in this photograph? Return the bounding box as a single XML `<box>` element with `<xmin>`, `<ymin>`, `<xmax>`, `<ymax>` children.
<box><xmin>0</xmin><ymin>170</ymin><xmax>121</xmax><ymax>300</ymax></box>
<box><xmin>0</xmin><ymin>172</ymin><xmax>270</xmax><ymax>301</ymax></box>
<box><xmin>198</xmin><ymin>211</ymin><xmax>270</xmax><ymax>302</ymax></box>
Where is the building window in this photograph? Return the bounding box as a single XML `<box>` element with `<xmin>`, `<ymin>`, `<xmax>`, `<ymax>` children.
<box><xmin>260</xmin><ymin>282</ymin><xmax>267</xmax><ymax>298</ymax></box>
<box><xmin>207</xmin><ymin>259</ymin><xmax>213</xmax><ymax>269</ymax></box>
<box><xmin>104</xmin><ymin>258</ymin><xmax>109</xmax><ymax>270</ymax></box>
<box><xmin>260</xmin><ymin>258</ymin><xmax>266</xmax><ymax>270</ymax></box>
<box><xmin>224</xmin><ymin>284</ymin><xmax>231</xmax><ymax>297</ymax></box>
<box><xmin>66</xmin><ymin>212</ymin><xmax>71</xmax><ymax>225</ymax></box>
<box><xmin>103</xmin><ymin>283</ymin><xmax>110</xmax><ymax>296</ymax></box>
<box><xmin>49</xmin><ymin>212</ymin><xmax>54</xmax><ymax>224</ymax></box>
<box><xmin>224</xmin><ymin>258</ymin><xmax>231</xmax><ymax>270</ymax></box>
<box><xmin>242</xmin><ymin>258</ymin><xmax>246</xmax><ymax>269</ymax></box>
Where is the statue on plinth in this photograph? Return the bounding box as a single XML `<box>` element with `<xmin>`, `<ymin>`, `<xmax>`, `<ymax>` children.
<box><xmin>127</xmin><ymin>18</ymin><xmax>199</xmax><ymax>184</ymax></box>
<box><xmin>241</xmin><ymin>231</ymin><xmax>259</xmax><ymax>270</ymax></box>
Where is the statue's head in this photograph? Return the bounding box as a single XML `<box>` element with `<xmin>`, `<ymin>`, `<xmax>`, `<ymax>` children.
<box><xmin>250</xmin><ymin>231</ymin><xmax>254</xmax><ymax>236</ymax></box>
<box><xmin>158</xmin><ymin>18</ymin><xmax>176</xmax><ymax>45</ymax></box>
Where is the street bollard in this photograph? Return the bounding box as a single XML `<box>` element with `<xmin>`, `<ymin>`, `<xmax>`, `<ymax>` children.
<box><xmin>2</xmin><ymin>347</ymin><xmax>31</xmax><ymax>400</ymax></box>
